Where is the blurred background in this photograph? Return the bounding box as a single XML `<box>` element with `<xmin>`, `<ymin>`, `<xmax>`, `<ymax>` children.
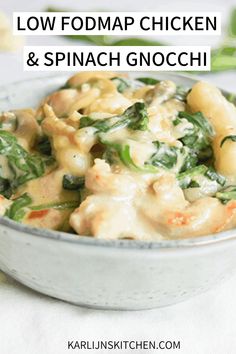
<box><xmin>0</xmin><ymin>0</ymin><xmax>236</xmax><ymax>91</ymax></box>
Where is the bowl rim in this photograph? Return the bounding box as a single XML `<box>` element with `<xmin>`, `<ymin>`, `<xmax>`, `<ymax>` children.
<box><xmin>1</xmin><ymin>215</ymin><xmax>236</xmax><ymax>249</ymax></box>
<box><xmin>0</xmin><ymin>72</ymin><xmax>235</xmax><ymax>250</ymax></box>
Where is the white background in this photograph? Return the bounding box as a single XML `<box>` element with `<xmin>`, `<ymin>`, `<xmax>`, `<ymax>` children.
<box><xmin>1</xmin><ymin>0</ymin><xmax>236</xmax><ymax>353</ymax></box>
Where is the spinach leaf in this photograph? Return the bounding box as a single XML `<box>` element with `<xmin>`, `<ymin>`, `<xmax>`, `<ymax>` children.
<box><xmin>188</xmin><ymin>180</ymin><xmax>200</xmax><ymax>188</ymax></box>
<box><xmin>30</xmin><ymin>200</ymin><xmax>79</xmax><ymax>211</ymax></box>
<box><xmin>103</xmin><ymin>147</ymin><xmax>118</xmax><ymax>165</ymax></box>
<box><xmin>204</xmin><ymin>167</ymin><xmax>226</xmax><ymax>186</ymax></box>
<box><xmin>0</xmin><ymin>131</ymin><xmax>46</xmax><ymax>197</ymax></box>
<box><xmin>125</xmin><ymin>102</ymin><xmax>149</xmax><ymax>131</ymax></box>
<box><xmin>179</xmin><ymin>150</ymin><xmax>198</xmax><ymax>172</ymax></box>
<box><xmin>177</xmin><ymin>165</ymin><xmax>225</xmax><ymax>190</ymax></box>
<box><xmin>99</xmin><ymin>136</ymin><xmax>158</xmax><ymax>173</ymax></box>
<box><xmin>146</xmin><ymin>141</ymin><xmax>178</xmax><ymax>169</ymax></box>
<box><xmin>117</xmin><ymin>144</ymin><xmax>143</xmax><ymax>171</ymax></box>
<box><xmin>101</xmin><ymin>138</ymin><xmax>194</xmax><ymax>173</ymax></box>
<box><xmin>173</xmin><ymin>86</ymin><xmax>189</xmax><ymax>102</ymax></box>
<box><xmin>79</xmin><ymin>116</ymin><xmax>113</xmax><ymax>132</ymax></box>
<box><xmin>175</xmin><ymin>111</ymin><xmax>214</xmax><ymax>161</ymax></box>
<box><xmin>5</xmin><ymin>193</ymin><xmax>79</xmax><ymax>222</ymax></box>
<box><xmin>220</xmin><ymin>135</ymin><xmax>236</xmax><ymax>147</ymax></box>
<box><xmin>216</xmin><ymin>186</ymin><xmax>236</xmax><ymax>204</ymax></box>
<box><xmin>177</xmin><ymin>165</ymin><xmax>208</xmax><ymax>189</ymax></box>
<box><xmin>36</xmin><ymin>136</ymin><xmax>52</xmax><ymax>155</ymax></box>
<box><xmin>113</xmin><ymin>141</ymin><xmax>198</xmax><ymax>173</ymax></box>
<box><xmin>111</xmin><ymin>77</ymin><xmax>131</xmax><ymax>93</ymax></box>
<box><xmin>80</xmin><ymin>102</ymin><xmax>149</xmax><ymax>133</ymax></box>
<box><xmin>136</xmin><ymin>77</ymin><xmax>160</xmax><ymax>85</ymax></box>
<box><xmin>0</xmin><ymin>177</ymin><xmax>11</xmax><ymax>199</ymax></box>
<box><xmin>118</xmin><ymin>144</ymin><xmax>158</xmax><ymax>172</ymax></box>
<box><xmin>225</xmin><ymin>92</ymin><xmax>236</xmax><ymax>106</ymax></box>
<box><xmin>63</xmin><ymin>175</ymin><xmax>85</xmax><ymax>190</ymax></box>
<box><xmin>5</xmin><ymin>193</ymin><xmax>32</xmax><ymax>221</ymax></box>
<box><xmin>178</xmin><ymin>111</ymin><xmax>214</xmax><ymax>136</ymax></box>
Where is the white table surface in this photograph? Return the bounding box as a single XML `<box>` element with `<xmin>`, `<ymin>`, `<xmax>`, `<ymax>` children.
<box><xmin>1</xmin><ymin>0</ymin><xmax>236</xmax><ymax>353</ymax></box>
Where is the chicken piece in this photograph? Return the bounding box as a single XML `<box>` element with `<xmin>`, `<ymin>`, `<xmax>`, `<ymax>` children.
<box><xmin>162</xmin><ymin>197</ymin><xmax>235</xmax><ymax>238</ymax></box>
<box><xmin>70</xmin><ymin>159</ymin><xmax>163</xmax><ymax>239</ymax></box>
<box><xmin>85</xmin><ymin>159</ymin><xmax>137</xmax><ymax>196</ymax></box>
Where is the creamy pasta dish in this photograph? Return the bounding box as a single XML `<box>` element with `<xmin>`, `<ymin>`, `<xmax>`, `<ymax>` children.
<box><xmin>1</xmin><ymin>71</ymin><xmax>236</xmax><ymax>241</ymax></box>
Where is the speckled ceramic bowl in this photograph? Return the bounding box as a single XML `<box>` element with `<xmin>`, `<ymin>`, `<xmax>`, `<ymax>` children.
<box><xmin>0</xmin><ymin>73</ymin><xmax>236</xmax><ymax>310</ymax></box>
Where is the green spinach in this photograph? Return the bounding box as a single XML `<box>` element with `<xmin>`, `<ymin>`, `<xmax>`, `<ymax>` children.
<box><xmin>177</xmin><ymin>165</ymin><xmax>225</xmax><ymax>190</ymax></box>
<box><xmin>5</xmin><ymin>193</ymin><xmax>32</xmax><ymax>221</ymax></box>
<box><xmin>220</xmin><ymin>135</ymin><xmax>236</xmax><ymax>147</ymax></box>
<box><xmin>175</xmin><ymin>111</ymin><xmax>214</xmax><ymax>161</ymax></box>
<box><xmin>146</xmin><ymin>141</ymin><xmax>178</xmax><ymax>169</ymax></box>
<box><xmin>79</xmin><ymin>102</ymin><xmax>149</xmax><ymax>133</ymax></box>
<box><xmin>111</xmin><ymin>77</ymin><xmax>131</xmax><ymax>93</ymax></box>
<box><xmin>63</xmin><ymin>175</ymin><xmax>85</xmax><ymax>190</ymax></box>
<box><xmin>0</xmin><ymin>131</ymin><xmax>46</xmax><ymax>197</ymax></box>
<box><xmin>136</xmin><ymin>77</ymin><xmax>160</xmax><ymax>85</ymax></box>
<box><xmin>216</xmin><ymin>186</ymin><xmax>236</xmax><ymax>204</ymax></box>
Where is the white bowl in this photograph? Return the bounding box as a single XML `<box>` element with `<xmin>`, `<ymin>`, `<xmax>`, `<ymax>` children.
<box><xmin>0</xmin><ymin>73</ymin><xmax>236</xmax><ymax>310</ymax></box>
